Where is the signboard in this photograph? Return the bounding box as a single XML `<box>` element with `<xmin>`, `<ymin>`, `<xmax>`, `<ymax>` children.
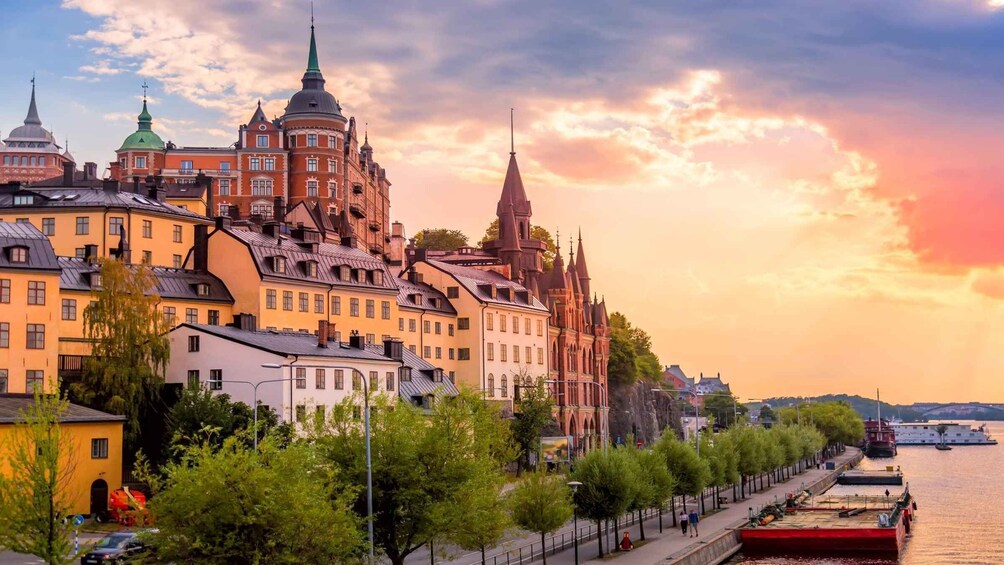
<box><xmin>540</xmin><ymin>436</ymin><xmax>572</xmax><ymax>462</ymax></box>
<box><xmin>72</xmin><ymin>514</ymin><xmax>84</xmax><ymax>526</ymax></box>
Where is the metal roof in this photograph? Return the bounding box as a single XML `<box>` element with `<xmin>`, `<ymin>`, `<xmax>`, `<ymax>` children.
<box><xmin>422</xmin><ymin>259</ymin><xmax>548</xmax><ymax>312</ymax></box>
<box><xmin>0</xmin><ymin>221</ymin><xmax>59</xmax><ymax>272</ymax></box>
<box><xmin>0</xmin><ymin>186</ymin><xmax>210</xmax><ymax>222</ymax></box>
<box><xmin>176</xmin><ymin>323</ymin><xmax>395</xmax><ymax>361</ymax></box>
<box><xmin>58</xmin><ymin>257</ymin><xmax>233</xmax><ymax>303</ymax></box>
<box><xmin>363</xmin><ymin>344</ymin><xmax>460</xmax><ymax>399</ymax></box>
<box><xmin>395</xmin><ymin>276</ymin><xmax>457</xmax><ymax>315</ymax></box>
<box><xmin>0</xmin><ymin>395</ymin><xmax>125</xmax><ymax>424</ymax></box>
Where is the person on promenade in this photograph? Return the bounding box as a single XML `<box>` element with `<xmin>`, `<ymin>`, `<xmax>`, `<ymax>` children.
<box><xmin>688</xmin><ymin>510</ymin><xmax>699</xmax><ymax>537</ymax></box>
<box><xmin>679</xmin><ymin>511</ymin><xmax>689</xmax><ymax>536</ymax></box>
<box><xmin>620</xmin><ymin>531</ymin><xmax>634</xmax><ymax>551</ymax></box>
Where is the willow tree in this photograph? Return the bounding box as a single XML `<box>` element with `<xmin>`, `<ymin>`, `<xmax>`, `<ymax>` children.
<box><xmin>74</xmin><ymin>258</ymin><xmax>169</xmax><ymax>444</ymax></box>
<box><xmin>0</xmin><ymin>392</ymin><xmax>76</xmax><ymax>565</ymax></box>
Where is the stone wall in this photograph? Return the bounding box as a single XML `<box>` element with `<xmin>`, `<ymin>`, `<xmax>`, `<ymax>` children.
<box><xmin>608</xmin><ymin>380</ymin><xmax>684</xmax><ymax>446</ymax></box>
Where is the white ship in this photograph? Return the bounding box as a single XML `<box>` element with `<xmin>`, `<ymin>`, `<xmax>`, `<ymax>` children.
<box><xmin>892</xmin><ymin>422</ymin><xmax>998</xmax><ymax>446</ymax></box>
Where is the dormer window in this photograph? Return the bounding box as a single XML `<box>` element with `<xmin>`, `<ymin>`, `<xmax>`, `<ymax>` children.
<box><xmin>399</xmin><ymin>367</ymin><xmax>412</xmax><ymax>382</ymax></box>
<box><xmin>194</xmin><ymin>283</ymin><xmax>211</xmax><ymax>297</ymax></box>
<box><xmin>13</xmin><ymin>195</ymin><xmax>33</xmax><ymax>206</ymax></box>
<box><xmin>272</xmin><ymin>256</ymin><xmax>287</xmax><ymax>274</ymax></box>
<box><xmin>430</xmin><ymin>297</ymin><xmax>440</xmax><ymax>309</ymax></box>
<box><xmin>433</xmin><ymin>369</ymin><xmax>444</xmax><ymax>383</ymax></box>
<box><xmin>411</xmin><ymin>293</ymin><xmax>423</xmax><ymax>306</ymax></box>
<box><xmin>89</xmin><ymin>272</ymin><xmax>102</xmax><ymax>288</ymax></box>
<box><xmin>7</xmin><ymin>246</ymin><xmax>27</xmax><ymax>263</ymax></box>
<box><xmin>355</xmin><ymin>269</ymin><xmax>366</xmax><ymax>283</ymax></box>
<box><xmin>372</xmin><ymin>270</ymin><xmax>383</xmax><ymax>285</ymax></box>
<box><xmin>302</xmin><ymin>261</ymin><xmax>318</xmax><ymax>277</ymax></box>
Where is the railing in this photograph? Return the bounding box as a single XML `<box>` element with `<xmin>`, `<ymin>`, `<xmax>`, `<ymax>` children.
<box><xmin>161</xmin><ymin>168</ymin><xmax>236</xmax><ymax>177</ymax></box>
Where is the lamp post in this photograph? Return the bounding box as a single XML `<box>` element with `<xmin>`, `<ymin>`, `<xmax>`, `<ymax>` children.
<box><xmin>567</xmin><ymin>480</ymin><xmax>582</xmax><ymax>565</ymax></box>
<box><xmin>262</xmin><ymin>362</ymin><xmax>374</xmax><ymax>562</ymax></box>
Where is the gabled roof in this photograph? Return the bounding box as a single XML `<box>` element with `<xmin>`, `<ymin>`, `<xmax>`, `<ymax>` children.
<box><xmin>58</xmin><ymin>257</ymin><xmax>233</xmax><ymax>303</ymax></box>
<box><xmin>0</xmin><ymin>221</ymin><xmax>59</xmax><ymax>272</ymax></box>
<box><xmin>0</xmin><ymin>395</ymin><xmax>125</xmax><ymax>424</ymax></box>
<box><xmin>421</xmin><ymin>259</ymin><xmax>547</xmax><ymax>312</ymax></box>
<box><xmin>0</xmin><ymin>186</ymin><xmax>210</xmax><ymax>222</ymax></box>
<box><xmin>395</xmin><ymin>276</ymin><xmax>457</xmax><ymax>315</ymax></box>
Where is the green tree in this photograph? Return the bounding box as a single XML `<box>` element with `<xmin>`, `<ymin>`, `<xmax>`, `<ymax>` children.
<box><xmin>0</xmin><ymin>392</ymin><xmax>76</xmax><ymax>565</ymax></box>
<box><xmin>629</xmin><ymin>447</ymin><xmax>675</xmax><ymax>538</ymax></box>
<box><xmin>143</xmin><ymin>436</ymin><xmax>362</xmax><ymax>564</ymax></box>
<box><xmin>509</xmin><ymin>472</ymin><xmax>573</xmax><ymax>565</ymax></box>
<box><xmin>315</xmin><ymin>392</ymin><xmax>511</xmax><ymax>565</ymax></box>
<box><xmin>607</xmin><ymin>332</ymin><xmax>639</xmax><ymax>386</ymax></box>
<box><xmin>701</xmin><ymin>393</ymin><xmax>747</xmax><ymax>428</ymax></box>
<box><xmin>608</xmin><ymin>313</ymin><xmax>662</xmax><ymax>383</ymax></box>
<box><xmin>758</xmin><ymin>404</ymin><xmax>776</xmax><ymax>423</ymax></box>
<box><xmin>571</xmin><ymin>449</ymin><xmax>640</xmax><ymax>557</ymax></box>
<box><xmin>729</xmin><ymin>425</ymin><xmax>764</xmax><ymax>497</ymax></box>
<box><xmin>778</xmin><ymin>401</ymin><xmax>864</xmax><ymax>447</ymax></box>
<box><xmin>165</xmin><ymin>388</ymin><xmax>293</xmax><ymax>456</ymax></box>
<box><xmin>511</xmin><ymin>375</ymin><xmax>555</xmax><ymax>472</ymax></box>
<box><xmin>700</xmin><ymin>429</ymin><xmax>738</xmax><ymax>508</ymax></box>
<box><xmin>655</xmin><ymin>435</ymin><xmax>711</xmax><ymax>513</ymax></box>
<box><xmin>450</xmin><ymin>473</ymin><xmax>511</xmax><ymax>565</ymax></box>
<box><xmin>414</xmin><ymin>228</ymin><xmax>470</xmax><ymax>251</ymax></box>
<box><xmin>72</xmin><ymin>258</ymin><xmax>169</xmax><ymax>446</ymax></box>
<box><xmin>480</xmin><ymin>219</ymin><xmax>557</xmax><ymax>271</ymax></box>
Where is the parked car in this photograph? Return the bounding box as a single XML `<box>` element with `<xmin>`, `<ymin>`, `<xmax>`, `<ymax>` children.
<box><xmin>80</xmin><ymin>530</ymin><xmax>153</xmax><ymax>564</ymax></box>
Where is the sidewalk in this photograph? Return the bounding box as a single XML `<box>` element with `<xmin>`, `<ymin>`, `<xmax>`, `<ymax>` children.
<box><xmin>547</xmin><ymin>447</ymin><xmax>861</xmax><ymax>565</ymax></box>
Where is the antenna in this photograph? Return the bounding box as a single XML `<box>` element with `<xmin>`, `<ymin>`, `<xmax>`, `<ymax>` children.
<box><xmin>311</xmin><ymin>0</ymin><xmax>315</xmax><ymax>27</ymax></box>
<box><xmin>141</xmin><ymin>80</ymin><xmax>149</xmax><ymax>101</ymax></box>
<box><xmin>31</xmin><ymin>73</ymin><xmax>35</xmax><ymax>88</ymax></box>
<box><xmin>510</xmin><ymin>107</ymin><xmax>515</xmax><ymax>155</ymax></box>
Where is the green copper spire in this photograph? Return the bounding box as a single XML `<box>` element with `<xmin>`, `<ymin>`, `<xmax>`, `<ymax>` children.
<box><xmin>137</xmin><ymin>99</ymin><xmax>153</xmax><ymax>131</ymax></box>
<box><xmin>306</xmin><ymin>24</ymin><xmax>321</xmax><ymax>73</ymax></box>
<box><xmin>118</xmin><ymin>93</ymin><xmax>164</xmax><ymax>151</ymax></box>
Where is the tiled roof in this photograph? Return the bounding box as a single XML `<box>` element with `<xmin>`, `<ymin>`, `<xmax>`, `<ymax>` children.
<box><xmin>223</xmin><ymin>228</ymin><xmax>397</xmax><ymax>292</ymax></box>
<box><xmin>177</xmin><ymin>323</ymin><xmax>394</xmax><ymax>361</ymax></box>
<box><xmin>0</xmin><ymin>395</ymin><xmax>125</xmax><ymax>424</ymax></box>
<box><xmin>0</xmin><ymin>186</ymin><xmax>210</xmax><ymax>223</ymax></box>
<box><xmin>58</xmin><ymin>257</ymin><xmax>233</xmax><ymax>303</ymax></box>
<box><xmin>423</xmin><ymin>259</ymin><xmax>547</xmax><ymax>312</ymax></box>
<box><xmin>0</xmin><ymin>221</ymin><xmax>59</xmax><ymax>272</ymax></box>
<box><xmin>395</xmin><ymin>276</ymin><xmax>456</xmax><ymax>315</ymax></box>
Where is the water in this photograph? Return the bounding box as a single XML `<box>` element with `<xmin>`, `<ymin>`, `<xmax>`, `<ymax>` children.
<box><xmin>729</xmin><ymin>422</ymin><xmax>1004</xmax><ymax>565</ymax></box>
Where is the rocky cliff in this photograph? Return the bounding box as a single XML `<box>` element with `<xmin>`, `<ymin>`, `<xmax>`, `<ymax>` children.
<box><xmin>607</xmin><ymin>381</ymin><xmax>684</xmax><ymax>446</ymax></box>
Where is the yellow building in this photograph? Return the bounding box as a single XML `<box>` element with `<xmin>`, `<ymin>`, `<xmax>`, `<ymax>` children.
<box><xmin>202</xmin><ymin>219</ymin><xmax>400</xmax><ymax>342</ymax></box>
<box><xmin>0</xmin><ymin>396</ymin><xmax>124</xmax><ymax>516</ymax></box>
<box><xmin>0</xmin><ymin>180</ymin><xmax>212</xmax><ymax>269</ymax></box>
<box><xmin>396</xmin><ymin>273</ymin><xmax>460</xmax><ymax>382</ymax></box>
<box><xmin>0</xmin><ymin>221</ymin><xmax>60</xmax><ymax>394</ymax></box>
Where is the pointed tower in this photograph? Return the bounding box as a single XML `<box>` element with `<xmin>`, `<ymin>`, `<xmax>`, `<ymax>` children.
<box><xmin>113</xmin><ymin>87</ymin><xmax>166</xmax><ymax>180</ymax></box>
<box><xmin>575</xmin><ymin>229</ymin><xmax>591</xmax><ymax>298</ymax></box>
<box><xmin>1</xmin><ymin>79</ymin><xmax>70</xmax><ymax>183</ymax></box>
<box><xmin>499</xmin><ymin>203</ymin><xmax>523</xmax><ymax>281</ymax></box>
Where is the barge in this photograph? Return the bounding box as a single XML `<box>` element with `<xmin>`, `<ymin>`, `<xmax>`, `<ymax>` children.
<box><xmin>836</xmin><ymin>469</ymin><xmax>903</xmax><ymax>486</ymax></box>
<box><xmin>892</xmin><ymin>422</ymin><xmax>997</xmax><ymax>446</ymax></box>
<box><xmin>740</xmin><ymin>490</ymin><xmax>916</xmax><ymax>556</ymax></box>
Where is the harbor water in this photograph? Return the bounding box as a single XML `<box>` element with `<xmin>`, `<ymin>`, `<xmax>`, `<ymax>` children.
<box><xmin>728</xmin><ymin>422</ymin><xmax>1003</xmax><ymax>565</ymax></box>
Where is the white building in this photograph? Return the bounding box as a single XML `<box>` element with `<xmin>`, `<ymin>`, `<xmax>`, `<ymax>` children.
<box><xmin>409</xmin><ymin>259</ymin><xmax>550</xmax><ymax>408</ymax></box>
<box><xmin>166</xmin><ymin>317</ymin><xmax>458</xmax><ymax>423</ymax></box>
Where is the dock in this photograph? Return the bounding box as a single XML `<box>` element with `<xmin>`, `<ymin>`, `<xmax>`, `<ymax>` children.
<box><xmin>836</xmin><ymin>469</ymin><xmax>903</xmax><ymax>485</ymax></box>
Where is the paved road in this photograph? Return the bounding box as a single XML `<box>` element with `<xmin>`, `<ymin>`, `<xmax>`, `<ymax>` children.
<box><xmin>0</xmin><ymin>531</ymin><xmax>105</xmax><ymax>564</ymax></box>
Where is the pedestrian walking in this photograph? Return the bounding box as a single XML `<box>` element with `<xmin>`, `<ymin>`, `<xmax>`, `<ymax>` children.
<box><xmin>688</xmin><ymin>510</ymin><xmax>699</xmax><ymax>537</ymax></box>
<box><xmin>679</xmin><ymin>511</ymin><xmax>689</xmax><ymax>536</ymax></box>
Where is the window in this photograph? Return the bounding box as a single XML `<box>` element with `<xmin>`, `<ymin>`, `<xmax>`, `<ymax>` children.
<box><xmin>513</xmin><ymin>346</ymin><xmax>520</xmax><ymax>363</ymax></box>
<box><xmin>141</xmin><ymin>250</ymin><xmax>152</xmax><ymax>264</ymax></box>
<box><xmin>208</xmin><ymin>310</ymin><xmax>220</xmax><ymax>325</ymax></box>
<box><xmin>266</xmin><ymin>289</ymin><xmax>277</xmax><ymax>309</ymax></box>
<box><xmin>447</xmin><ymin>286</ymin><xmax>460</xmax><ymax>299</ymax></box>
<box><xmin>26</xmin><ymin>370</ymin><xmax>44</xmax><ymax>391</ymax></box>
<box><xmin>398</xmin><ymin>318</ymin><xmax>405</xmax><ymax>331</ymax></box>
<box><xmin>434</xmin><ymin>322</ymin><xmax>442</xmax><ymax>335</ymax></box>
<box><xmin>250</xmin><ymin>202</ymin><xmax>273</xmax><ymax>218</ymax></box>
<box><xmin>526</xmin><ymin>346</ymin><xmax>532</xmax><ymax>364</ymax></box>
<box><xmin>423</xmin><ymin>346</ymin><xmax>432</xmax><ymax>359</ymax></box>
<box><xmin>331</xmin><ymin>296</ymin><xmax>341</xmax><ymax>315</ymax></box>
<box><xmin>459</xmin><ymin>348</ymin><xmax>471</xmax><ymax>360</ymax></box>
<box><xmin>173</xmin><ymin>225</ymin><xmax>183</xmax><ymax>243</ymax></box>
<box><xmin>307</xmin><ymin>180</ymin><xmax>318</xmax><ymax>197</ymax></box>
<box><xmin>296</xmin><ymin>367</ymin><xmax>307</xmax><ymax>389</ymax></box>
<box><xmin>168</xmin><ymin>254</ymin><xmax>180</xmax><ymax>268</ymax></box>
<box><xmin>315</xmin><ymin>405</ymin><xmax>326</xmax><ymax>423</ymax></box>
<box><xmin>366</xmin><ymin>333</ymin><xmax>375</xmax><ymax>345</ymax></box>
<box><xmin>537</xmin><ymin>320</ymin><xmax>544</xmax><ymax>336</ymax></box>
<box><xmin>513</xmin><ymin>316</ymin><xmax>519</xmax><ymax>334</ymax></box>
<box><xmin>423</xmin><ymin>320</ymin><xmax>431</xmax><ymax>334</ymax></box>
<box><xmin>272</xmin><ymin>256</ymin><xmax>286</xmax><ymax>274</ymax></box>
<box><xmin>75</xmin><ymin>217</ymin><xmax>89</xmax><ymax>235</ymax></box>
<box><xmin>458</xmin><ymin>318</ymin><xmax>470</xmax><ymax>330</ymax></box>
<box><xmin>252</xmin><ymin>179</ymin><xmax>273</xmax><ymax>196</ymax></box>
<box><xmin>307</xmin><ymin>133</ymin><xmax>318</xmax><ymax>147</ymax></box>
<box><xmin>61</xmin><ymin>299</ymin><xmax>76</xmax><ymax>321</ymax></box>
<box><xmin>299</xmin><ymin>292</ymin><xmax>309</xmax><ymax>312</ymax></box>
<box><xmin>218</xmin><ymin>179</ymin><xmax>231</xmax><ymax>196</ymax></box>
<box><xmin>350</xmin><ymin>298</ymin><xmax>360</xmax><ymax>317</ymax></box>
<box><xmin>487</xmin><ymin>343</ymin><xmax>494</xmax><ymax>361</ymax></box>
<box><xmin>249</xmin><ymin>157</ymin><xmax>261</xmax><ymax>171</ymax></box>
<box><xmin>329</xmin><ymin>135</ymin><xmax>337</xmax><ymax>148</ymax></box>
<box><xmin>525</xmin><ymin>318</ymin><xmax>531</xmax><ymax>335</ymax></box>
<box><xmin>366</xmin><ymin>299</ymin><xmax>375</xmax><ymax>318</ymax></box>
<box><xmin>0</xmin><ymin>370</ymin><xmax>6</xmax><ymax>393</ymax></box>
<box><xmin>257</xmin><ymin>134</ymin><xmax>269</xmax><ymax>148</ymax></box>
<box><xmin>220</xmin><ymin>161</ymin><xmax>231</xmax><ymax>171</ymax></box>
<box><xmin>486</xmin><ymin>313</ymin><xmax>493</xmax><ymax>331</ymax></box>
<box><xmin>370</xmin><ymin>371</ymin><xmax>379</xmax><ymax>391</ymax></box>
<box><xmin>307</xmin><ymin>158</ymin><xmax>318</xmax><ymax>172</ymax></box>
<box><xmin>264</xmin><ymin>158</ymin><xmax>275</xmax><ymax>171</ymax></box>
<box><xmin>26</xmin><ymin>324</ymin><xmax>44</xmax><ymax>349</ymax></box>
<box><xmin>315</xmin><ymin>294</ymin><xmax>325</xmax><ymax>314</ymax></box>
<box><xmin>91</xmin><ymin>438</ymin><xmax>109</xmax><ymax>459</ymax></box>
<box><xmin>186</xmin><ymin>308</ymin><xmax>198</xmax><ymax>324</ymax></box>
<box><xmin>435</xmin><ymin>347</ymin><xmax>442</xmax><ymax>360</ymax></box>
<box><xmin>0</xmin><ymin>323</ymin><xmax>8</xmax><ymax>348</ymax></box>
<box><xmin>135</xmin><ymin>156</ymin><xmax>146</xmax><ymax>168</ymax></box>
<box><xmin>328</xmin><ymin>181</ymin><xmax>337</xmax><ymax>198</ymax></box>
<box><xmin>209</xmin><ymin>369</ymin><xmax>222</xmax><ymax>391</ymax></box>
<box><xmin>186</xmin><ymin>369</ymin><xmax>201</xmax><ymax>389</ymax></box>
<box><xmin>27</xmin><ymin>281</ymin><xmax>45</xmax><ymax>305</ymax></box>
<box><xmin>449</xmin><ymin>348</ymin><xmax>455</xmax><ymax>360</ymax></box>
<box><xmin>140</xmin><ymin>220</ymin><xmax>152</xmax><ymax>239</ymax></box>
<box><xmin>334</xmin><ymin>370</ymin><xmax>344</xmax><ymax>390</ymax></box>
<box><xmin>501</xmin><ymin>376</ymin><xmax>508</xmax><ymax>398</ymax></box>
<box><xmin>42</xmin><ymin>217</ymin><xmax>54</xmax><ymax>236</ymax></box>
<box><xmin>538</xmin><ymin>347</ymin><xmax>544</xmax><ymax>365</ymax></box>
<box><xmin>283</xmin><ymin>291</ymin><xmax>293</xmax><ymax>311</ymax></box>
<box><xmin>188</xmin><ymin>335</ymin><xmax>200</xmax><ymax>352</ymax></box>
<box><xmin>409</xmin><ymin>345</ymin><xmax>417</xmax><ymax>353</ymax></box>
<box><xmin>0</xmin><ymin>280</ymin><xmax>7</xmax><ymax>303</ymax></box>
<box><xmin>408</xmin><ymin>319</ymin><xmax>417</xmax><ymax>332</ymax></box>
<box><xmin>449</xmin><ymin>324</ymin><xmax>455</xmax><ymax>336</ymax></box>
<box><xmin>109</xmin><ymin>217</ymin><xmax>123</xmax><ymax>235</ymax></box>
<box><xmin>316</xmin><ymin>368</ymin><xmax>326</xmax><ymax>389</ymax></box>
<box><xmin>500</xmin><ymin>344</ymin><xmax>507</xmax><ymax>362</ymax></box>
<box><xmin>381</xmin><ymin>301</ymin><xmax>391</xmax><ymax>320</ymax></box>
<box><xmin>500</xmin><ymin>315</ymin><xmax>507</xmax><ymax>332</ymax></box>
<box><xmin>296</xmin><ymin>405</ymin><xmax>307</xmax><ymax>422</ymax></box>
<box><xmin>304</xmin><ymin>261</ymin><xmax>317</xmax><ymax>277</ymax></box>
<box><xmin>328</xmin><ymin>159</ymin><xmax>337</xmax><ymax>173</ymax></box>
<box><xmin>163</xmin><ymin>307</ymin><xmax>176</xmax><ymax>326</ymax></box>
<box><xmin>488</xmin><ymin>375</ymin><xmax>495</xmax><ymax>398</ymax></box>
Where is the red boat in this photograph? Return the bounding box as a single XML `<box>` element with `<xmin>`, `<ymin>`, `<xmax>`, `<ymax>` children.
<box><xmin>864</xmin><ymin>418</ymin><xmax>897</xmax><ymax>458</ymax></box>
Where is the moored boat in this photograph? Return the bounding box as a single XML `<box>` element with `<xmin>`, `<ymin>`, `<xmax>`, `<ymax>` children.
<box><xmin>864</xmin><ymin>418</ymin><xmax>897</xmax><ymax>458</ymax></box>
<box><xmin>892</xmin><ymin>422</ymin><xmax>997</xmax><ymax>446</ymax></box>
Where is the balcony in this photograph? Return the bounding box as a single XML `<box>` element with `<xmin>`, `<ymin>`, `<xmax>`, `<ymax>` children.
<box><xmin>369</xmin><ymin>242</ymin><xmax>384</xmax><ymax>254</ymax></box>
<box><xmin>161</xmin><ymin>168</ymin><xmax>236</xmax><ymax>177</ymax></box>
<box><xmin>369</xmin><ymin>221</ymin><xmax>380</xmax><ymax>232</ymax></box>
<box><xmin>352</xmin><ymin>183</ymin><xmax>364</xmax><ymax>195</ymax></box>
<box><xmin>349</xmin><ymin>204</ymin><xmax>366</xmax><ymax>218</ymax></box>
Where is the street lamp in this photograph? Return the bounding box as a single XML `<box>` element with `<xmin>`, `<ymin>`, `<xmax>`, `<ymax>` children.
<box><xmin>261</xmin><ymin>362</ymin><xmax>375</xmax><ymax>562</ymax></box>
<box><xmin>567</xmin><ymin>480</ymin><xmax>582</xmax><ymax>565</ymax></box>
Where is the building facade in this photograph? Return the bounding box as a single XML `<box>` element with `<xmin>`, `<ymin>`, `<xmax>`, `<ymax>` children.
<box><xmin>0</xmin><ymin>83</ymin><xmax>74</xmax><ymax>184</ymax></box>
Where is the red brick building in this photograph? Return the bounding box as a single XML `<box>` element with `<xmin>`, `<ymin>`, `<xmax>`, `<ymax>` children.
<box><xmin>1</xmin><ymin>82</ymin><xmax>75</xmax><ymax>184</ymax></box>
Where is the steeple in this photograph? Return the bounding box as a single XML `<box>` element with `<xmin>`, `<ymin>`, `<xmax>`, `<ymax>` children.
<box><xmin>575</xmin><ymin>229</ymin><xmax>591</xmax><ymax>297</ymax></box>
<box><xmin>549</xmin><ymin>233</ymin><xmax>568</xmax><ymax>291</ymax></box>
<box><xmin>137</xmin><ymin>99</ymin><xmax>153</xmax><ymax>131</ymax></box>
<box><xmin>496</xmin><ymin>111</ymin><xmax>532</xmax><ymax>220</ymax></box>
<box><xmin>500</xmin><ymin>204</ymin><xmax>521</xmax><ymax>253</ymax></box>
<box><xmin>249</xmin><ymin>100</ymin><xmax>268</xmax><ymax>123</ymax></box>
<box><xmin>118</xmin><ymin>84</ymin><xmax>165</xmax><ymax>151</ymax></box>
<box><xmin>24</xmin><ymin>76</ymin><xmax>41</xmax><ymax>126</ymax></box>
<box><xmin>283</xmin><ymin>14</ymin><xmax>343</xmax><ymax>119</ymax></box>
<box><xmin>306</xmin><ymin>18</ymin><xmax>321</xmax><ymax>73</ymax></box>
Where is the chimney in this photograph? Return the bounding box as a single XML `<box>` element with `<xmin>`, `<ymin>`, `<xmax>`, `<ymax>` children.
<box><xmin>83</xmin><ymin>244</ymin><xmax>99</xmax><ymax>264</ymax></box>
<box><xmin>383</xmin><ymin>338</ymin><xmax>403</xmax><ymax>361</ymax></box>
<box><xmin>232</xmin><ymin>313</ymin><xmax>257</xmax><ymax>332</ymax></box>
<box><xmin>262</xmin><ymin>222</ymin><xmax>280</xmax><ymax>238</ymax></box>
<box><xmin>228</xmin><ymin>204</ymin><xmax>240</xmax><ymax>220</ymax></box>
<box><xmin>349</xmin><ymin>332</ymin><xmax>365</xmax><ymax>349</ymax></box>
<box><xmin>413</xmin><ymin>248</ymin><xmax>428</xmax><ymax>262</ymax></box>
<box><xmin>84</xmin><ymin>162</ymin><xmax>97</xmax><ymax>180</ymax></box>
<box><xmin>102</xmin><ymin>179</ymin><xmax>119</xmax><ymax>192</ymax></box>
<box><xmin>196</xmin><ymin>172</ymin><xmax>213</xmax><ymax>215</ymax></box>
<box><xmin>214</xmin><ymin>216</ymin><xmax>232</xmax><ymax>230</ymax></box>
<box><xmin>273</xmin><ymin>196</ymin><xmax>285</xmax><ymax>223</ymax></box>
<box><xmin>62</xmin><ymin>162</ymin><xmax>75</xmax><ymax>187</ymax></box>
<box><xmin>317</xmin><ymin>320</ymin><xmax>329</xmax><ymax>348</ymax></box>
<box><xmin>327</xmin><ymin>322</ymin><xmax>337</xmax><ymax>341</ymax></box>
<box><xmin>193</xmin><ymin>225</ymin><xmax>209</xmax><ymax>271</ymax></box>
<box><xmin>132</xmin><ymin>175</ymin><xmax>141</xmax><ymax>194</ymax></box>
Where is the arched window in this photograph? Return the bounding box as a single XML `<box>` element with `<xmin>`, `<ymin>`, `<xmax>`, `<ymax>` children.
<box><xmin>500</xmin><ymin>375</ymin><xmax>508</xmax><ymax>398</ymax></box>
<box><xmin>487</xmin><ymin>374</ymin><xmax>495</xmax><ymax>398</ymax></box>
<box><xmin>29</xmin><ymin>157</ymin><xmax>36</xmax><ymax>167</ymax></box>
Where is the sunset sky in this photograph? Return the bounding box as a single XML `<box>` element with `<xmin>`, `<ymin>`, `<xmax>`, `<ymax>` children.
<box><xmin>4</xmin><ymin>0</ymin><xmax>1004</xmax><ymax>403</ymax></box>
